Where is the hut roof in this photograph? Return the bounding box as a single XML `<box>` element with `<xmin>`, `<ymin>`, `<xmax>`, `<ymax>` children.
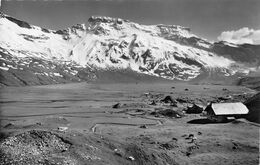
<box><xmin>207</xmin><ymin>102</ymin><xmax>249</xmax><ymax>115</ymax></box>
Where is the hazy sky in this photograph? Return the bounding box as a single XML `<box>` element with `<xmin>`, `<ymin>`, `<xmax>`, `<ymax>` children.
<box><xmin>1</xmin><ymin>0</ymin><xmax>260</xmax><ymax>42</ymax></box>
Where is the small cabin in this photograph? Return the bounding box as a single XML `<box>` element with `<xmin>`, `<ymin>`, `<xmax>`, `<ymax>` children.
<box><xmin>204</xmin><ymin>102</ymin><xmax>249</xmax><ymax>122</ymax></box>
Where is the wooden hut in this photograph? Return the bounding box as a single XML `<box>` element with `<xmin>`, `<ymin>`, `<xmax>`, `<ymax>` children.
<box><xmin>204</xmin><ymin>102</ymin><xmax>249</xmax><ymax>122</ymax></box>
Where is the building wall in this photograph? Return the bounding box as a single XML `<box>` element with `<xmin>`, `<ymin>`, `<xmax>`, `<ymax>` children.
<box><xmin>206</xmin><ymin>108</ymin><xmax>227</xmax><ymax>122</ymax></box>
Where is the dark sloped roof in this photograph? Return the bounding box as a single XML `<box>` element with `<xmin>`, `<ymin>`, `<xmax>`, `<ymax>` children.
<box><xmin>244</xmin><ymin>93</ymin><xmax>260</xmax><ymax>123</ymax></box>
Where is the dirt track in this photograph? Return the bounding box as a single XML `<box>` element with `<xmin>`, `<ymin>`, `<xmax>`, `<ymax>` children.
<box><xmin>0</xmin><ymin>82</ymin><xmax>259</xmax><ymax>165</ymax></box>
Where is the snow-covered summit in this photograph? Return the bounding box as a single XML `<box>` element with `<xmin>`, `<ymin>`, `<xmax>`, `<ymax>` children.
<box><xmin>0</xmin><ymin>13</ymin><xmax>259</xmax><ymax>86</ymax></box>
<box><xmin>86</xmin><ymin>15</ymin><xmax>195</xmax><ymax>39</ymax></box>
<box><xmin>88</xmin><ymin>16</ymin><xmax>126</xmax><ymax>24</ymax></box>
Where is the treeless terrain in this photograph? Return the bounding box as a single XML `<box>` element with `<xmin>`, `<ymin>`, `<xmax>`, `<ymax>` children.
<box><xmin>0</xmin><ymin>82</ymin><xmax>259</xmax><ymax>165</ymax></box>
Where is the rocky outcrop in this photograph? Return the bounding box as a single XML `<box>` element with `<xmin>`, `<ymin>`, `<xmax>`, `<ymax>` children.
<box><xmin>0</xmin><ymin>130</ymin><xmax>72</xmax><ymax>164</ymax></box>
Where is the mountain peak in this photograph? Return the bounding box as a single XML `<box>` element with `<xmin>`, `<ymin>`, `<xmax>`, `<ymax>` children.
<box><xmin>70</xmin><ymin>23</ymin><xmax>87</xmax><ymax>33</ymax></box>
<box><xmin>157</xmin><ymin>24</ymin><xmax>191</xmax><ymax>33</ymax></box>
<box><xmin>0</xmin><ymin>12</ymin><xmax>258</xmax><ymax>86</ymax></box>
<box><xmin>88</xmin><ymin>16</ymin><xmax>126</xmax><ymax>25</ymax></box>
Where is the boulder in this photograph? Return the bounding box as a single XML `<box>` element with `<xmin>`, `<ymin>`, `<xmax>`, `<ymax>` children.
<box><xmin>112</xmin><ymin>103</ymin><xmax>121</xmax><ymax>108</ymax></box>
<box><xmin>161</xmin><ymin>96</ymin><xmax>177</xmax><ymax>106</ymax></box>
<box><xmin>149</xmin><ymin>100</ymin><xmax>157</xmax><ymax>105</ymax></box>
<box><xmin>186</xmin><ymin>104</ymin><xmax>203</xmax><ymax>114</ymax></box>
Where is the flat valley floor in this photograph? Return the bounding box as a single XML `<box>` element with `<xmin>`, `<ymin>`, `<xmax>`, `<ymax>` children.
<box><xmin>0</xmin><ymin>82</ymin><xmax>259</xmax><ymax>165</ymax></box>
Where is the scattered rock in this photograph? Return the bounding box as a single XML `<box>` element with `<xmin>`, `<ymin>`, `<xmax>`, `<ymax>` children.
<box><xmin>222</xmin><ymin>88</ymin><xmax>228</xmax><ymax>91</ymax></box>
<box><xmin>112</xmin><ymin>103</ymin><xmax>121</xmax><ymax>108</ymax></box>
<box><xmin>197</xmin><ymin>131</ymin><xmax>202</xmax><ymax>135</ymax></box>
<box><xmin>190</xmin><ymin>136</ymin><xmax>197</xmax><ymax>143</ymax></box>
<box><xmin>161</xmin><ymin>95</ymin><xmax>177</xmax><ymax>106</ymax></box>
<box><xmin>0</xmin><ymin>130</ymin><xmax>72</xmax><ymax>164</ymax></box>
<box><xmin>232</xmin><ymin>142</ymin><xmax>239</xmax><ymax>150</ymax></box>
<box><xmin>185</xmin><ymin>134</ymin><xmax>194</xmax><ymax>140</ymax></box>
<box><xmin>143</xmin><ymin>92</ymin><xmax>151</xmax><ymax>97</ymax></box>
<box><xmin>172</xmin><ymin>137</ymin><xmax>178</xmax><ymax>141</ymax></box>
<box><xmin>186</xmin><ymin>145</ymin><xmax>199</xmax><ymax>157</ymax></box>
<box><xmin>185</xmin><ymin>88</ymin><xmax>189</xmax><ymax>91</ymax></box>
<box><xmin>128</xmin><ymin>156</ymin><xmax>135</xmax><ymax>161</ymax></box>
<box><xmin>155</xmin><ymin>114</ymin><xmax>160</xmax><ymax>118</ymax></box>
<box><xmin>186</xmin><ymin>151</ymin><xmax>192</xmax><ymax>156</ymax></box>
<box><xmin>58</xmin><ymin>126</ymin><xmax>68</xmax><ymax>132</ymax></box>
<box><xmin>36</xmin><ymin>122</ymin><xmax>42</xmax><ymax>125</ymax></box>
<box><xmin>149</xmin><ymin>100</ymin><xmax>157</xmax><ymax>105</ymax></box>
<box><xmin>216</xmin><ymin>142</ymin><xmax>221</xmax><ymax>146</ymax></box>
<box><xmin>139</xmin><ymin>125</ymin><xmax>147</xmax><ymax>129</ymax></box>
<box><xmin>114</xmin><ymin>149</ymin><xmax>123</xmax><ymax>157</ymax></box>
<box><xmin>188</xmin><ymin>134</ymin><xmax>194</xmax><ymax>138</ymax></box>
<box><xmin>186</xmin><ymin>104</ymin><xmax>203</xmax><ymax>114</ymax></box>
<box><xmin>176</xmin><ymin>114</ymin><xmax>181</xmax><ymax>118</ymax></box>
<box><xmin>161</xmin><ymin>95</ymin><xmax>175</xmax><ymax>103</ymax></box>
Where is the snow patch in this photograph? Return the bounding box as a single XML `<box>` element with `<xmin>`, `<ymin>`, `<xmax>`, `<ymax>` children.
<box><xmin>0</xmin><ymin>66</ymin><xmax>9</xmax><ymax>71</ymax></box>
<box><xmin>53</xmin><ymin>72</ymin><xmax>63</xmax><ymax>77</ymax></box>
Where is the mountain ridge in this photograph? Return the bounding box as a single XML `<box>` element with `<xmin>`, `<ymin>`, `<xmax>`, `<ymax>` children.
<box><xmin>0</xmin><ymin>12</ymin><xmax>259</xmax><ymax>86</ymax></box>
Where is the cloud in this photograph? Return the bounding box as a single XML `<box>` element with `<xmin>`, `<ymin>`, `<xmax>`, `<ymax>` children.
<box><xmin>217</xmin><ymin>27</ymin><xmax>260</xmax><ymax>45</ymax></box>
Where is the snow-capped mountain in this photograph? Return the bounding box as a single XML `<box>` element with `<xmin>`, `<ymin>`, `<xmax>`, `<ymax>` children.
<box><xmin>0</xmin><ymin>12</ymin><xmax>259</xmax><ymax>86</ymax></box>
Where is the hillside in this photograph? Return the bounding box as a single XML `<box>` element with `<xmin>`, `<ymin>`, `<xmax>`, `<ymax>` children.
<box><xmin>0</xmin><ymin>12</ymin><xmax>259</xmax><ymax>86</ymax></box>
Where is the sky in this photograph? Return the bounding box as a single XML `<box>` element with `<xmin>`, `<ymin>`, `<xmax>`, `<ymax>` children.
<box><xmin>1</xmin><ymin>0</ymin><xmax>260</xmax><ymax>44</ymax></box>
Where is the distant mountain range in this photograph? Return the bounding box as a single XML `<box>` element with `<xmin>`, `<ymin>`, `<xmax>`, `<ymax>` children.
<box><xmin>0</xmin><ymin>12</ymin><xmax>259</xmax><ymax>86</ymax></box>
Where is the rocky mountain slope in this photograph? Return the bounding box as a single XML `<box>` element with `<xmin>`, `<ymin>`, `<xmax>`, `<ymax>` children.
<box><xmin>0</xmin><ymin>12</ymin><xmax>259</xmax><ymax>86</ymax></box>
